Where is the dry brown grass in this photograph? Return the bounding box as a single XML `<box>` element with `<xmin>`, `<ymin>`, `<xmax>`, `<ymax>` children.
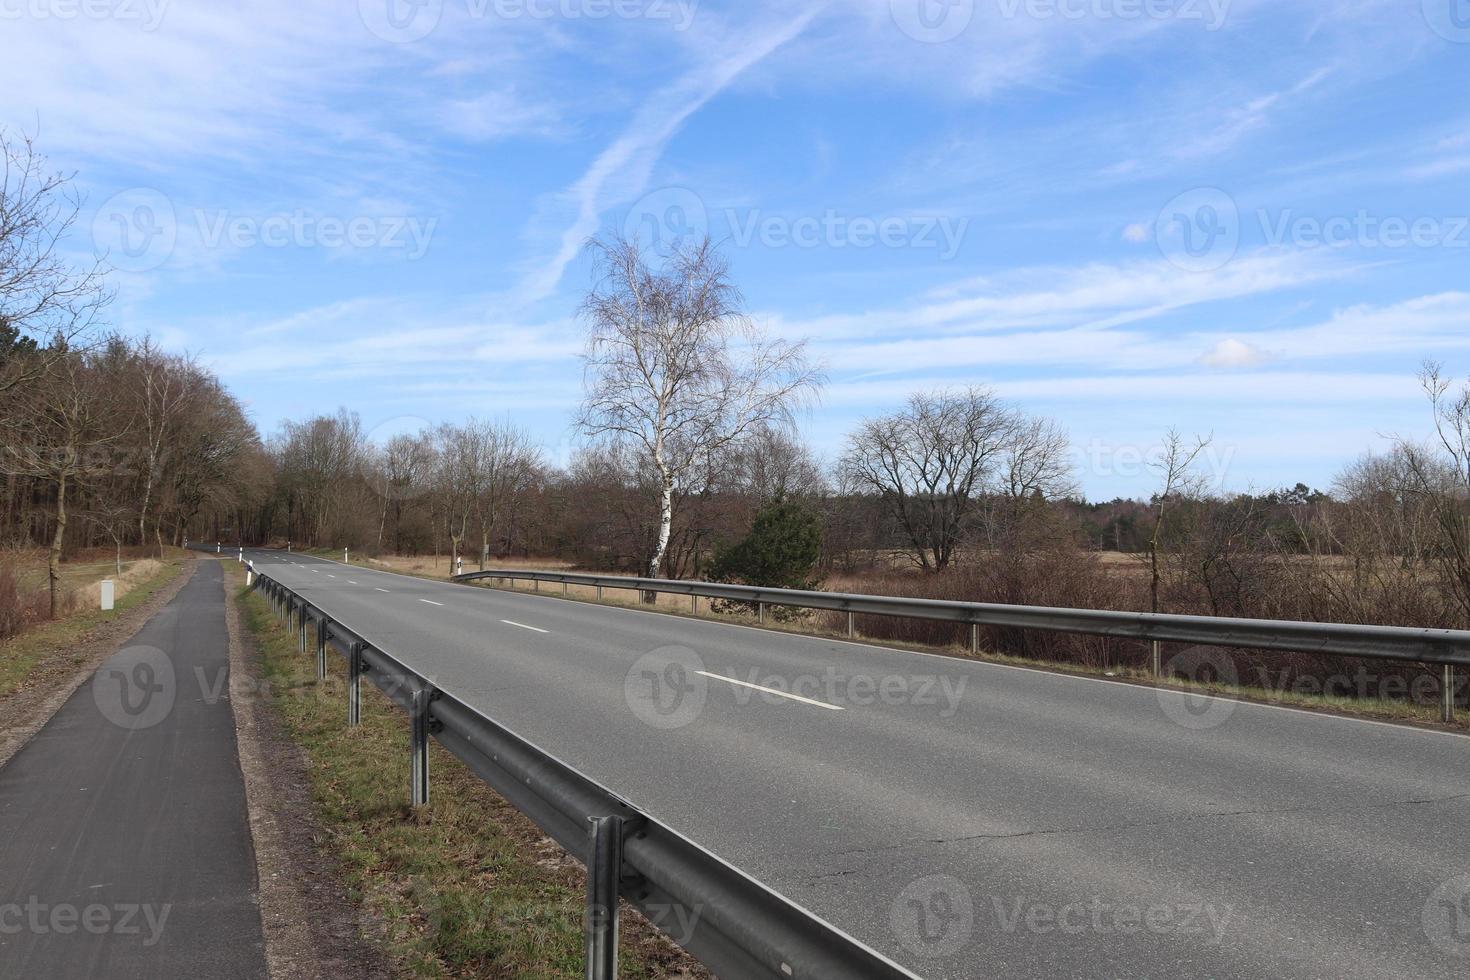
<box><xmin>1</xmin><ymin>549</ymin><xmax>172</xmax><ymax>637</ymax></box>
<box><xmin>354</xmin><ymin>553</ymin><xmax>577</xmax><ymax>580</ymax></box>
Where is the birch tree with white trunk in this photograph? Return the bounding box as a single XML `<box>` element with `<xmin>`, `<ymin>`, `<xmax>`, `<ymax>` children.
<box><xmin>575</xmin><ymin>236</ymin><xmax>821</xmax><ymax>589</ymax></box>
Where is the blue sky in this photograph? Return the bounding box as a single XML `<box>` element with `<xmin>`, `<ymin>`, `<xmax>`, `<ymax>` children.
<box><xmin>5</xmin><ymin>0</ymin><xmax>1469</xmax><ymax>498</ymax></box>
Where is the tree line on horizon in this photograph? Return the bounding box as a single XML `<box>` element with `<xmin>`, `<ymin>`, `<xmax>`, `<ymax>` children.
<box><xmin>4</xmin><ymin>130</ymin><xmax>1470</xmax><ymax>663</ymax></box>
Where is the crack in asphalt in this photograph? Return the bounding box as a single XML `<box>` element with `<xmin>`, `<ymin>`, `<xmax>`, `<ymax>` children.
<box><xmin>801</xmin><ymin>791</ymin><xmax>1470</xmax><ymax>867</ymax></box>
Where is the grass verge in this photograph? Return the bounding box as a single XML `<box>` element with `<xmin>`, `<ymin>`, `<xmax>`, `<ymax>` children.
<box><xmin>0</xmin><ymin>558</ymin><xmax>185</xmax><ymax>698</ymax></box>
<box><xmin>231</xmin><ymin>566</ymin><xmax>702</xmax><ymax>979</ymax></box>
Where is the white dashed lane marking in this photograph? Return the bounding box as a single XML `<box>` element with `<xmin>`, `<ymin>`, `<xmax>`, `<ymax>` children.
<box><xmin>695</xmin><ymin>671</ymin><xmax>844</xmax><ymax>710</ymax></box>
<box><xmin>500</xmin><ymin>620</ymin><xmax>549</xmax><ymax>634</ymax></box>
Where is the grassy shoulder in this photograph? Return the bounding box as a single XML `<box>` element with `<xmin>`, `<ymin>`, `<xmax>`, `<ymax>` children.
<box><xmin>231</xmin><ymin>565</ymin><xmax>701</xmax><ymax>980</ymax></box>
<box><xmin>0</xmin><ymin>558</ymin><xmax>185</xmax><ymax>698</ymax></box>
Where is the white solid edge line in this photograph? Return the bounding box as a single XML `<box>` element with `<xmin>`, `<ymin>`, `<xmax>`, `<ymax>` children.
<box><xmin>501</xmin><ymin>619</ymin><xmax>550</xmax><ymax>634</ymax></box>
<box><xmin>696</xmin><ymin>670</ymin><xmax>844</xmax><ymax>711</ymax></box>
<box><xmin>418</xmin><ymin>599</ymin><xmax>443</xmax><ymax>606</ymax></box>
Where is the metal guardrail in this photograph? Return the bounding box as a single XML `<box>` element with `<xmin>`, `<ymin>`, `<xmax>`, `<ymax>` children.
<box><xmin>453</xmin><ymin>568</ymin><xmax>1469</xmax><ymax>724</ymax></box>
<box><xmin>243</xmin><ymin>558</ymin><xmax>921</xmax><ymax>980</ymax></box>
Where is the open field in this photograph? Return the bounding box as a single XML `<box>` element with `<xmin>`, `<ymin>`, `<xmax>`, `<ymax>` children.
<box><xmin>0</xmin><ymin>557</ymin><xmax>186</xmax><ymax>698</ymax></box>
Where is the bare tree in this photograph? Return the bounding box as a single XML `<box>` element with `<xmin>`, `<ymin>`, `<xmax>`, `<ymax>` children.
<box><xmin>371</xmin><ymin>432</ymin><xmax>435</xmax><ymax>553</ymax></box>
<box><xmin>0</xmin><ymin>347</ymin><xmax>128</xmax><ymax>615</ymax></box>
<box><xmin>575</xmin><ymin>236</ymin><xmax>820</xmax><ymax>585</ymax></box>
<box><xmin>472</xmin><ymin>420</ymin><xmax>540</xmax><ymax>569</ymax></box>
<box><xmin>132</xmin><ymin>339</ymin><xmax>199</xmax><ymax>552</ymax></box>
<box><xmin>83</xmin><ymin>498</ymin><xmax>136</xmax><ymax>577</ymax></box>
<box><xmin>840</xmin><ymin>387</ymin><xmax>1013</xmax><ymax>572</ymax></box>
<box><xmin>1001</xmin><ymin>416</ymin><xmax>1075</xmax><ymax>501</ymax></box>
<box><xmin>1146</xmin><ymin>428</ymin><xmax>1211</xmax><ymax>613</ymax></box>
<box><xmin>0</xmin><ymin>131</ymin><xmax>109</xmax><ymax>393</ymax></box>
<box><xmin>729</xmin><ymin>423</ymin><xmax>825</xmax><ymax>505</ymax></box>
<box><xmin>1390</xmin><ymin>361</ymin><xmax>1470</xmax><ymax>616</ymax></box>
<box><xmin>433</xmin><ymin>421</ymin><xmax>481</xmax><ymax>570</ymax></box>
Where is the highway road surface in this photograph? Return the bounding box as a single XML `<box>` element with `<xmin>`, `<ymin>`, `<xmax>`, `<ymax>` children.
<box><xmin>0</xmin><ymin>560</ymin><xmax>266</xmax><ymax>980</ymax></box>
<box><xmin>247</xmin><ymin>550</ymin><xmax>1470</xmax><ymax>980</ymax></box>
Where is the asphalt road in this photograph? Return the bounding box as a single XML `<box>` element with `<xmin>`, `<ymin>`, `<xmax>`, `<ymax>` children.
<box><xmin>248</xmin><ymin>550</ymin><xmax>1470</xmax><ymax>980</ymax></box>
<box><xmin>0</xmin><ymin>560</ymin><xmax>267</xmax><ymax>980</ymax></box>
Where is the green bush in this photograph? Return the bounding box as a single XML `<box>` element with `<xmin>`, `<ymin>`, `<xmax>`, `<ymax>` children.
<box><xmin>710</xmin><ymin>500</ymin><xmax>823</xmax><ymax>593</ymax></box>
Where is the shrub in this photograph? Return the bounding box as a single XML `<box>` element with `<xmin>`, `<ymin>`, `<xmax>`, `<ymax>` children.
<box><xmin>709</xmin><ymin>500</ymin><xmax>823</xmax><ymax>592</ymax></box>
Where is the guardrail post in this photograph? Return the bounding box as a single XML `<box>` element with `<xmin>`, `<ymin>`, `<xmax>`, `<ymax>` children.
<box><xmin>347</xmin><ymin>642</ymin><xmax>362</xmax><ymax>727</ymax></box>
<box><xmin>298</xmin><ymin>609</ymin><xmax>309</xmax><ymax>654</ymax></box>
<box><xmin>584</xmin><ymin>815</ymin><xmax>625</xmax><ymax>980</ymax></box>
<box><xmin>316</xmin><ymin>619</ymin><xmax>329</xmax><ymax>681</ymax></box>
<box><xmin>411</xmin><ymin>684</ymin><xmax>432</xmax><ymax>807</ymax></box>
<box><xmin>1444</xmin><ymin>665</ymin><xmax>1457</xmax><ymax>724</ymax></box>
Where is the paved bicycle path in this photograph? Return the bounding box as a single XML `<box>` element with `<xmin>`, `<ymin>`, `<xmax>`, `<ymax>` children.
<box><xmin>0</xmin><ymin>559</ymin><xmax>266</xmax><ymax>979</ymax></box>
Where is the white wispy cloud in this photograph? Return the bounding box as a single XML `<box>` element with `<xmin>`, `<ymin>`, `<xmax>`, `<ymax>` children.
<box><xmin>768</xmin><ymin>251</ymin><xmax>1346</xmax><ymax>341</ymax></box>
<box><xmin>511</xmin><ymin>7</ymin><xmax>826</xmax><ymax>307</ymax></box>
